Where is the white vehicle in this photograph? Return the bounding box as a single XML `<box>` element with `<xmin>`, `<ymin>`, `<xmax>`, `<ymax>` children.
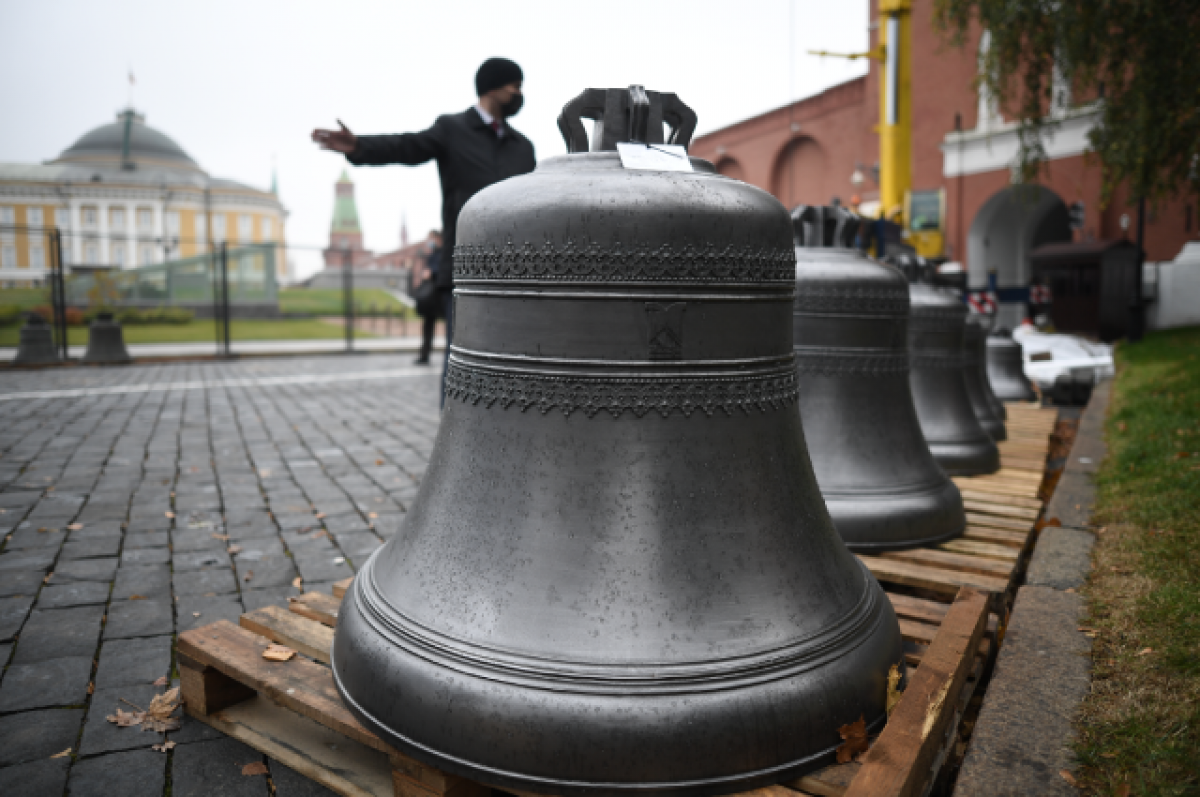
<box><xmin>1012</xmin><ymin>323</ymin><xmax>1115</xmax><ymax>390</ymax></box>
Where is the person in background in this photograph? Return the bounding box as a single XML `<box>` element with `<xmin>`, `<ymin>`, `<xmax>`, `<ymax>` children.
<box><xmin>413</xmin><ymin>231</ymin><xmax>442</xmax><ymax>365</ymax></box>
<box><xmin>312</xmin><ymin>57</ymin><xmax>536</xmax><ymax>404</ymax></box>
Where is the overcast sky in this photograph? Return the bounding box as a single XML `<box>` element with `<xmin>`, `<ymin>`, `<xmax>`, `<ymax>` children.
<box><xmin>1</xmin><ymin>0</ymin><xmax>867</xmax><ymax>279</ymax></box>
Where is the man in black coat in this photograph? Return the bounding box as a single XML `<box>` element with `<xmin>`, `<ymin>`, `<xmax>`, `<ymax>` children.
<box><xmin>312</xmin><ymin>57</ymin><xmax>536</xmax><ymax>400</ymax></box>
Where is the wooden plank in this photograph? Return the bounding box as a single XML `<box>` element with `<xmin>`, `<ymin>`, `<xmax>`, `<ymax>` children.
<box><xmin>332</xmin><ymin>577</ymin><xmax>353</xmax><ymax>600</ymax></box>
<box><xmin>186</xmin><ymin>695</ymin><xmax>393</xmax><ymax>797</ymax></box>
<box><xmin>962</xmin><ymin>499</ymin><xmax>1040</xmax><ymax>520</ymax></box>
<box><xmin>178</xmin><ymin>620</ymin><xmax>390</xmax><ymax>754</ymax></box>
<box><xmin>898</xmin><ymin>618</ymin><xmax>940</xmax><ymax>646</ymax></box>
<box><xmin>887</xmin><ymin>593</ymin><xmax>950</xmax><ymax>625</ymax></box>
<box><xmin>965</xmin><ymin>513</ymin><xmax>1036</xmax><ymax>533</ymax></box>
<box><xmin>938</xmin><ymin>538</ymin><xmax>1020</xmax><ymax>562</ymax></box>
<box><xmin>178</xmin><ymin>655</ymin><xmax>256</xmax><ymax>715</ymax></box>
<box><xmin>952</xmin><ymin>479</ymin><xmax>1040</xmax><ymax>500</ymax></box>
<box><xmin>843</xmin><ymin>588</ymin><xmax>989</xmax><ymax>797</ymax></box>
<box><xmin>391</xmin><ymin>752</ymin><xmax>488</xmax><ymax>797</ymax></box>
<box><xmin>957</xmin><ymin>489</ymin><xmax>1042</xmax><ymax>510</ymax></box>
<box><xmin>878</xmin><ymin>548</ymin><xmax>1014</xmax><ymax>579</ymax></box>
<box><xmin>963</xmin><ymin>526</ymin><xmax>1030</xmax><ymax>546</ymax></box>
<box><xmin>291</xmin><ymin>592</ymin><xmax>342</xmax><ymax>627</ymax></box>
<box><xmin>995</xmin><ymin>468</ymin><xmax>1046</xmax><ymax>484</ymax></box>
<box><xmin>240</xmin><ymin>605</ymin><xmax>334</xmax><ymax>664</ymax></box>
<box><xmin>858</xmin><ymin>556</ymin><xmax>1009</xmax><ymax>596</ymax></box>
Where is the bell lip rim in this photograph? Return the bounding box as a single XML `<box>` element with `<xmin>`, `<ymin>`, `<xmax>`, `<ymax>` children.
<box><xmin>818</xmin><ymin>475</ymin><xmax>964</xmax><ymax>502</ymax></box>
<box><xmin>330</xmin><ymin>653</ymin><xmax>891</xmax><ymax>796</ymax></box>
<box><xmin>345</xmin><ymin>553</ymin><xmax>891</xmax><ymax>692</ymax></box>
<box><xmin>839</xmin><ymin>524</ymin><xmax>967</xmax><ymax>554</ymax></box>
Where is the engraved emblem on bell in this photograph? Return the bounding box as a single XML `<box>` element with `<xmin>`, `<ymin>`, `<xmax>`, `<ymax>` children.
<box><xmin>332</xmin><ymin>87</ymin><xmax>903</xmax><ymax>795</ymax></box>
<box><xmin>791</xmin><ymin>205</ymin><xmax>965</xmax><ymax>551</ymax></box>
<box><xmin>646</xmin><ymin>302</ymin><xmax>685</xmax><ymax>359</ymax></box>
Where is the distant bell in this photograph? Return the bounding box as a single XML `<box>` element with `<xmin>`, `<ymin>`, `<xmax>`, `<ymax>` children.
<box><xmin>791</xmin><ymin>205</ymin><xmax>964</xmax><ymax>551</ymax></box>
<box><xmin>987</xmin><ymin>327</ymin><xmax>1037</xmax><ymax>402</ymax></box>
<box><xmin>332</xmin><ymin>86</ymin><xmax>903</xmax><ymax>795</ymax></box>
<box><xmin>904</xmin><ymin>263</ymin><xmax>1000</xmax><ymax>475</ymax></box>
<box><xmin>13</xmin><ymin>313</ymin><xmax>61</xmax><ymax>365</ymax></box>
<box><xmin>82</xmin><ymin>312</ymin><xmax>132</xmax><ymax>365</ymax></box>
<box><xmin>962</xmin><ymin>316</ymin><xmax>1007</xmax><ymax>440</ymax></box>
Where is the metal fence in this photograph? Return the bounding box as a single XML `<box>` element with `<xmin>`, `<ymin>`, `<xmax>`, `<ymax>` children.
<box><xmin>1</xmin><ymin>225</ymin><xmax>426</xmax><ymax>361</ymax></box>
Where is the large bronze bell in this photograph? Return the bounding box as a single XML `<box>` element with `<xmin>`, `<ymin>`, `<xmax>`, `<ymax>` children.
<box><xmin>962</xmin><ymin>317</ymin><xmax>1007</xmax><ymax>440</ymax></box>
<box><xmin>82</xmin><ymin>312</ymin><xmax>131</xmax><ymax>364</ymax></box>
<box><xmin>907</xmin><ymin>274</ymin><xmax>1000</xmax><ymax>476</ymax></box>
<box><xmin>791</xmin><ymin>205</ymin><xmax>964</xmax><ymax>551</ymax></box>
<box><xmin>333</xmin><ymin>87</ymin><xmax>903</xmax><ymax>796</ymax></box>
<box><xmin>987</xmin><ymin>328</ymin><xmax>1037</xmax><ymax>402</ymax></box>
<box><xmin>13</xmin><ymin>313</ymin><xmax>62</xmax><ymax>365</ymax></box>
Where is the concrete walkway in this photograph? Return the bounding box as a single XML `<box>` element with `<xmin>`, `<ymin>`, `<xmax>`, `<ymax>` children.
<box><xmin>0</xmin><ymin>355</ymin><xmax>443</xmax><ymax>796</ymax></box>
<box><xmin>954</xmin><ymin>381</ymin><xmax>1111</xmax><ymax>795</ymax></box>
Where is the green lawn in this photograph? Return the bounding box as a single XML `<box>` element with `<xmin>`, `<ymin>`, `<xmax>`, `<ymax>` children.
<box><xmin>0</xmin><ymin>287</ymin><xmax>51</xmax><ymax>309</ymax></box>
<box><xmin>1075</xmin><ymin>326</ymin><xmax>1200</xmax><ymax>795</ymax></box>
<box><xmin>0</xmin><ymin>318</ymin><xmax>372</xmax><ymax>346</ymax></box>
<box><xmin>278</xmin><ymin>288</ymin><xmax>411</xmax><ymax>316</ymax></box>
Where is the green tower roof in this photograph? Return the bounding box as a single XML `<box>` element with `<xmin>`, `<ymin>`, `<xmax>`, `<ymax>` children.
<box><xmin>331</xmin><ymin>170</ymin><xmax>361</xmax><ymax>234</ymax></box>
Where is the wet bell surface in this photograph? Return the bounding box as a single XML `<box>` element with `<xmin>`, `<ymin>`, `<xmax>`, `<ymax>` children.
<box><xmin>82</xmin><ymin>312</ymin><xmax>132</xmax><ymax>365</ymax></box>
<box><xmin>791</xmin><ymin>206</ymin><xmax>964</xmax><ymax>552</ymax></box>
<box><xmin>332</xmin><ymin>87</ymin><xmax>902</xmax><ymax>796</ymax></box>
<box><xmin>13</xmin><ymin>314</ymin><xmax>61</xmax><ymax>365</ymax></box>
<box><xmin>963</xmin><ymin>317</ymin><xmax>1007</xmax><ymax>440</ymax></box>
<box><xmin>987</xmin><ymin>329</ymin><xmax>1037</xmax><ymax>402</ymax></box>
<box><xmin>907</xmin><ymin>280</ymin><xmax>1000</xmax><ymax>476</ymax></box>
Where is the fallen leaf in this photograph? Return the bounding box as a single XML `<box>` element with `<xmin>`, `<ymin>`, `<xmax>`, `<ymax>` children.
<box><xmin>1101</xmin><ymin>752</ymin><xmax>1118</xmax><ymax>758</ymax></box>
<box><xmin>106</xmin><ymin>708</ymin><xmax>142</xmax><ymax>728</ymax></box>
<box><xmin>1117</xmin><ymin>421</ymin><xmax>1127</xmax><ymax>432</ymax></box>
<box><xmin>67</xmin><ymin>523</ymin><xmax>83</xmax><ymax>530</ymax></box>
<box><xmin>211</xmin><ymin>533</ymin><xmax>230</xmax><ymax>541</ymax></box>
<box><xmin>50</xmin><ymin>748</ymin><xmax>72</xmax><ymax>759</ymax></box>
<box><xmin>1138</xmin><ymin>647</ymin><xmax>1153</xmax><ymax>656</ymax></box>
<box><xmin>43</xmin><ymin>573</ymin><xmax>53</xmax><ymax>584</ymax></box>
<box><xmin>885</xmin><ymin>664</ymin><xmax>903</xmax><ymax>716</ymax></box>
<box><xmin>87</xmin><ymin>682</ymin><xmax>94</xmax><ymax>695</ymax></box>
<box><xmin>1116</xmin><ymin>782</ymin><xmax>1131</xmax><ymax>797</ymax></box>
<box><xmin>242</xmin><ymin>762</ymin><xmax>269</xmax><ymax>776</ymax></box>
<box><xmin>142</xmin><ymin>687</ymin><xmax>182</xmax><ymax>733</ymax></box>
<box><xmin>165</xmin><ymin>511</ymin><xmax>175</xmax><ymax>519</ymax></box>
<box><xmin>315</xmin><ymin>512</ymin><xmax>326</xmax><ymax>520</ymax></box>
<box><xmin>152</xmin><ymin>676</ymin><xmax>170</xmax><ymax>686</ymax></box>
<box><xmin>1059</xmin><ymin>770</ymin><xmax>1077</xmax><ymax>786</ymax></box>
<box><xmin>227</xmin><ymin>545</ymin><xmax>243</xmax><ymax>554</ymax></box>
<box><xmin>243</xmin><ymin>569</ymin><xmax>254</xmax><ymax>582</ymax></box>
<box><xmin>835</xmin><ymin>715</ymin><xmax>869</xmax><ymax>764</ymax></box>
<box><xmin>262</xmin><ymin>644</ymin><xmax>296</xmax><ymax>662</ymax></box>
<box><xmin>128</xmin><ymin>594</ymin><xmax>147</xmax><ymax>600</ymax></box>
<box><xmin>1174</xmin><ymin>451</ymin><xmax>1190</xmax><ymax>459</ymax></box>
<box><xmin>375</xmin><ymin>459</ymin><xmax>384</xmax><ymax>466</ymax></box>
<box><xmin>291</xmin><ymin>576</ymin><xmax>302</xmax><ymax>588</ymax></box>
<box><xmin>152</xmin><ymin>741</ymin><xmax>176</xmax><ymax>753</ymax></box>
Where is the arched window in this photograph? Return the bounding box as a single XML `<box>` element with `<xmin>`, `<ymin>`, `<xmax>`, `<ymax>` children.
<box><xmin>770</xmin><ymin>137</ymin><xmax>828</xmax><ymax>210</ymax></box>
<box><xmin>715</xmin><ymin>157</ymin><xmax>745</xmax><ymax>182</ymax></box>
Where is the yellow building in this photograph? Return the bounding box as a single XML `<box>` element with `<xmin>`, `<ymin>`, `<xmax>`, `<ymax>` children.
<box><xmin>0</xmin><ymin>109</ymin><xmax>286</xmax><ymax>287</ymax></box>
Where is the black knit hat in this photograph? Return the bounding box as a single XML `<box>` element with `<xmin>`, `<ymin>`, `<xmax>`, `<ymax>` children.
<box><xmin>475</xmin><ymin>57</ymin><xmax>523</xmax><ymax>96</ymax></box>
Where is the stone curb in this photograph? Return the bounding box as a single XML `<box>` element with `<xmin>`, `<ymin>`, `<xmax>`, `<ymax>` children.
<box><xmin>953</xmin><ymin>380</ymin><xmax>1112</xmax><ymax>795</ymax></box>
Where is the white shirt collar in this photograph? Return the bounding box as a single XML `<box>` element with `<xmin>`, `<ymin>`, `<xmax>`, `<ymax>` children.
<box><xmin>475</xmin><ymin>104</ymin><xmax>505</xmax><ymax>137</ymax></box>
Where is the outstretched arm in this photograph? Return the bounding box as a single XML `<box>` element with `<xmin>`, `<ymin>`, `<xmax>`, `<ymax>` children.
<box><xmin>312</xmin><ymin>118</ymin><xmax>447</xmax><ymax>167</ymax></box>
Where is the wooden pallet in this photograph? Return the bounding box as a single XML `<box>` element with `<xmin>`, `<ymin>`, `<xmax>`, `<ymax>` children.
<box><xmin>179</xmin><ymin>579</ymin><xmax>989</xmax><ymax>797</ymax></box>
<box><xmin>176</xmin><ymin>401</ymin><xmax>1055</xmax><ymax>797</ymax></box>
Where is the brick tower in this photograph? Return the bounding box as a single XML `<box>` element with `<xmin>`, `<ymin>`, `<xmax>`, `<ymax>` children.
<box><xmin>323</xmin><ymin>170</ymin><xmax>373</xmax><ymax>268</ymax></box>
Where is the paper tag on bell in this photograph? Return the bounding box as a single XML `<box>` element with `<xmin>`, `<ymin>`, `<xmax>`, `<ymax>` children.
<box><xmin>617</xmin><ymin>143</ymin><xmax>693</xmax><ymax>173</ymax></box>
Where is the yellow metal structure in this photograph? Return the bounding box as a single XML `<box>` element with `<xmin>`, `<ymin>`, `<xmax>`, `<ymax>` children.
<box><xmin>878</xmin><ymin>0</ymin><xmax>912</xmax><ymax>225</ymax></box>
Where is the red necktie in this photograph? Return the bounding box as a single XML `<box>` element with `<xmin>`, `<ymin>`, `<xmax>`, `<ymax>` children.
<box><xmin>490</xmin><ymin>120</ymin><xmax>502</xmax><ymax>136</ymax></box>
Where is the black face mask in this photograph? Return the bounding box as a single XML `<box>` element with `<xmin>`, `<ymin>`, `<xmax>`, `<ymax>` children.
<box><xmin>500</xmin><ymin>92</ymin><xmax>524</xmax><ymax>118</ymax></box>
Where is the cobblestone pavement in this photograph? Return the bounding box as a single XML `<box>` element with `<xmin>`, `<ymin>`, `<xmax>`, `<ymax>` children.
<box><xmin>0</xmin><ymin>355</ymin><xmax>443</xmax><ymax>796</ymax></box>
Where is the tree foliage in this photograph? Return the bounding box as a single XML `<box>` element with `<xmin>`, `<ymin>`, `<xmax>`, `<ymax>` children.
<box><xmin>933</xmin><ymin>0</ymin><xmax>1200</xmax><ymax>207</ymax></box>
